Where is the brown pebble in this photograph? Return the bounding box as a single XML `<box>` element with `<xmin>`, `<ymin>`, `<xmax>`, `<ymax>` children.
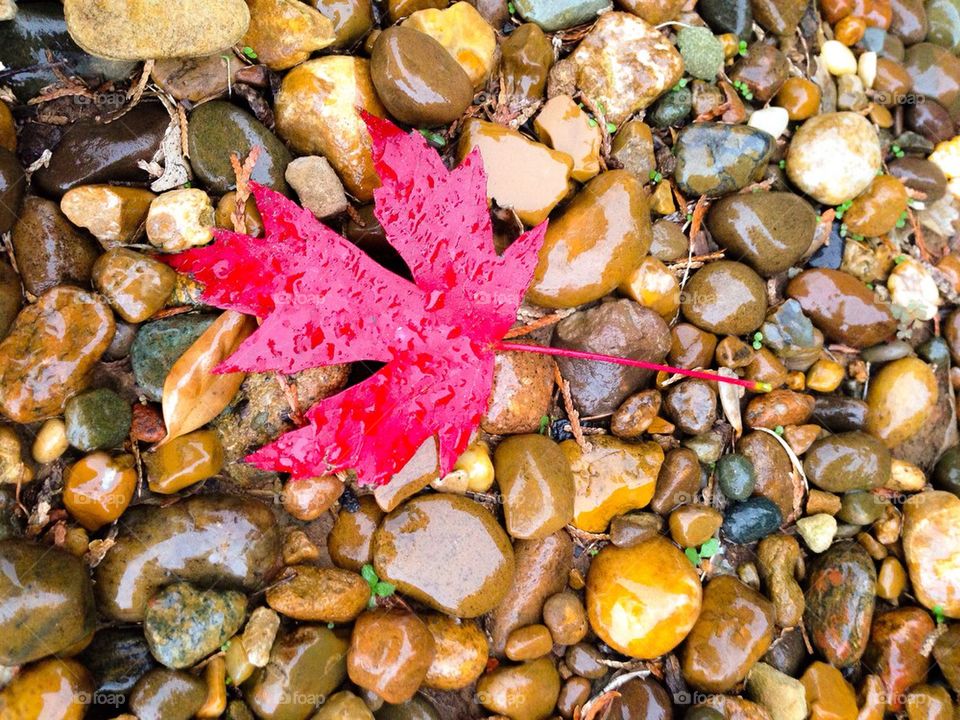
<box><xmin>543</xmin><ymin>592</ymin><xmax>588</xmax><ymax>646</ymax></box>
<box><xmin>282</xmin><ymin>475</ymin><xmax>343</xmax><ymax>521</ymax></box>
<box><xmin>505</xmin><ymin>624</ymin><xmax>554</xmax><ymax>661</ymax></box>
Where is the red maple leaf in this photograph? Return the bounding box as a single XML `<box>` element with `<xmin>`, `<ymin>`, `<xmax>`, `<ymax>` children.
<box><xmin>166</xmin><ymin>116</ymin><xmax>547</xmax><ymax>484</ymax></box>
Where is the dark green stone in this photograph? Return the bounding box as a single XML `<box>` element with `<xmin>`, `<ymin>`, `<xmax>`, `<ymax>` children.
<box><xmin>673</xmin><ymin>123</ymin><xmax>775</xmax><ymax>197</ymax></box>
<box><xmin>721</xmin><ymin>496</ymin><xmax>781</xmax><ymax>544</ymax></box>
<box><xmin>188</xmin><ymin>101</ymin><xmax>292</xmax><ymax>194</ymax></box>
<box><xmin>647</xmin><ymin>87</ymin><xmax>692</xmax><ymax>128</ymax></box>
<box><xmin>837</xmin><ymin>491</ymin><xmax>887</xmax><ymax>525</ymax></box>
<box><xmin>81</xmin><ymin>628</ymin><xmax>157</xmax><ymax>698</ymax></box>
<box><xmin>144</xmin><ymin>581</ymin><xmax>246</xmax><ymax>669</ymax></box>
<box><xmin>130</xmin><ymin>668</ymin><xmax>207</xmax><ymax>720</ymax></box>
<box><xmin>132</xmin><ymin>313</ymin><xmax>217</xmax><ymax>401</ymax></box>
<box><xmin>716</xmin><ymin>453</ymin><xmax>756</xmax><ymax>501</ymax></box>
<box><xmin>934</xmin><ymin>444</ymin><xmax>960</xmax><ymax>497</ymax></box>
<box><xmin>64</xmin><ymin>388</ymin><xmax>132</xmax><ymax>451</ymax></box>
<box><xmin>698</xmin><ymin>0</ymin><xmax>752</xmax><ymax>37</ymax></box>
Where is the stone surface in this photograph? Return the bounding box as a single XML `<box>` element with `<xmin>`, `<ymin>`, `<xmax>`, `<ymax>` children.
<box><xmin>682</xmin><ymin>261</ymin><xmax>768</xmax><ymax>335</ymax></box>
<box><xmin>348</xmin><ymin>609</ymin><xmax>435</xmax><ymax>704</ymax></box>
<box><xmin>93</xmin><ymin>248</ymin><xmax>176</xmax><ymax>323</ymax></box>
<box><xmin>514</xmin><ymin>0</ymin><xmax>610</xmax><ymax>30</ymax></box>
<box><xmin>482</xmin><ymin>350</ymin><xmax>554</xmax><ymax>435</ymax></box>
<box><xmin>423</xmin><ymin>615</ymin><xmax>488</xmax><ymax>690</ymax></box>
<box><xmin>534</xmin><ymin>95</ymin><xmax>602</xmax><ymax>182</ymax></box>
<box><xmin>61</xmin><ymin>186</ymin><xmax>155</xmax><ymax>249</ymax></box>
<box><xmin>673</xmin><ymin>122</ymin><xmax>775</xmax><ymax>196</ymax></box>
<box><xmin>285</xmin><ymin>156</ymin><xmax>348</xmax><ymax>219</ymax></box>
<box><xmin>266</xmin><ymin>566</ymin><xmax>370</xmax><ymax>622</ymax></box>
<box><xmin>404</xmin><ymin>2</ymin><xmax>497</xmax><ymax>87</ymax></box>
<box><xmin>866</xmin><ymin>357</ymin><xmax>939</xmax><ymax>447</ymax></box>
<box><xmin>0</xmin><ymin>149</ymin><xmax>26</xmax><ymax>235</ymax></box>
<box><xmin>803</xmin><ymin>431</ymin><xmax>891</xmax><ymax>492</ymax></box>
<box><xmin>0</xmin><ymin>658</ymin><xmax>92</xmax><ymax>720</ymax></box>
<box><xmin>902</xmin><ymin>491</ymin><xmax>960</xmax><ymax>617</ymax></box>
<box><xmin>242</xmin><ymin>0</ymin><xmax>334</xmax><ymax>70</ymax></box>
<box><xmin>476</xmin><ymin>657</ymin><xmax>561</xmax><ymax>720</ymax></box>
<box><xmin>131</xmin><ymin>314</ymin><xmax>217</xmax><ymax>402</ymax></box>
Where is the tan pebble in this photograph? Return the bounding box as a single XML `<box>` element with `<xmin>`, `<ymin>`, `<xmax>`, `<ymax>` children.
<box><xmin>241</xmin><ymin>607</ymin><xmax>281</xmax><ymax>668</ymax></box>
<box><xmin>282</xmin><ymin>475</ymin><xmax>343</xmax><ymax>520</ymax></box>
<box><xmin>32</xmin><ymin>418</ymin><xmax>69</xmax><ymax>464</ymax></box>
<box><xmin>146</xmin><ymin>188</ymin><xmax>214</xmax><ymax>252</ymax></box>
<box><xmin>282</xmin><ymin>529</ymin><xmax>320</xmax><ymax>565</ymax></box>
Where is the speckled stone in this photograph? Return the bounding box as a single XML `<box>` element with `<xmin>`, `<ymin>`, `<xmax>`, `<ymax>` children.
<box><xmin>673</xmin><ymin>122</ymin><xmax>775</xmax><ymax>196</ymax></box>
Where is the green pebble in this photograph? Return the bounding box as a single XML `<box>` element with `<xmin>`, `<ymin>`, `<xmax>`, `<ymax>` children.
<box><xmin>716</xmin><ymin>453</ymin><xmax>756</xmax><ymax>501</ymax></box>
<box><xmin>677</xmin><ymin>26</ymin><xmax>725</xmax><ymax>81</ymax></box>
<box><xmin>65</xmin><ymin>388</ymin><xmax>132</xmax><ymax>451</ymax></box>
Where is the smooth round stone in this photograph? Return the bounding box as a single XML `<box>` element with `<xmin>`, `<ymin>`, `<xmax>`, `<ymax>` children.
<box><xmin>513</xmin><ymin>0</ymin><xmax>610</xmax><ymax>31</ymax></box>
<box><xmin>586</xmin><ymin>537</ymin><xmax>702</xmax><ymax>658</ymax></box>
<box><xmin>664</xmin><ymin>379</ymin><xmax>716</xmax><ymax>435</ymax></box>
<box><xmin>373</xmin><ymin>494</ymin><xmax>514</xmax><ymax>617</ymax></box>
<box><xmin>668</xmin><ymin>323</ymin><xmax>717</xmax><ymax>370</ymax></box>
<box><xmin>63</xmin><ymin>0</ymin><xmax>249</xmax><ymax>60</ymax></box>
<box><xmin>61</xmin><ymin>185</ymin><xmax>155</xmax><ymax>249</ymax></box>
<box><xmin>722</xmin><ymin>497</ymin><xmax>783</xmax><ymax>543</ymax></box>
<box><xmin>245</xmin><ymin>626</ymin><xmax>348</xmax><ymax>720</ymax></box>
<box><xmin>786</xmin><ymin>268</ymin><xmax>896</xmax><ymax>347</ymax></box>
<box><xmin>610</xmin><ymin>121</ymin><xmax>656</xmax><ymax>182</ymax></box>
<box><xmin>0</xmin><ymin>540</ymin><xmax>96</xmax><ymax>665</ymax></box>
<box><xmin>143</xmin><ymin>429</ymin><xmax>224</xmax><ymax>494</ymax></box>
<box><xmin>144</xmin><ymin>582</ymin><xmax>245</xmax><ymax>669</ymax></box>
<box><xmin>64</xmin><ymin>451</ymin><xmax>136</xmax><ymax>531</ymax></box>
<box><xmin>804</xmin><ymin>541</ymin><xmax>876</xmax><ymax>667</ymax></box>
<box><xmin>0</xmin><ymin>287</ymin><xmax>115</xmax><ymax>423</ymax></box>
<box><xmin>92</xmin><ymin>248</ymin><xmax>176</xmax><ymax>324</ymax></box>
<box><xmin>476</xmin><ymin>657</ymin><xmax>560</xmax><ymax>720</ymax></box>
<box><xmin>129</xmin><ymin>668</ymin><xmax>207</xmax><ymax>720</ymax></box>
<box><xmin>786</xmin><ymin>112</ymin><xmax>881</xmax><ymax>205</ymax></box>
<box><xmin>803</xmin><ymin>431</ymin><xmax>891</xmax><ymax>492</ymax></box>
<box><xmin>150</xmin><ymin>54</ymin><xmax>244</xmax><ymax>103</ymax></box>
<box><xmin>94</xmin><ymin>494</ymin><xmax>280</xmax><ymax>621</ymax></box>
<box><xmin>370</xmin><ymin>26</ymin><xmax>474</xmax><ymax>127</ymax></box>
<box><xmin>81</xmin><ymin>628</ymin><xmax>156</xmax><ymax>700</ymax></box>
<box><xmin>648</xmin><ymin>85</ymin><xmax>692</xmax><ymax>128</ymax></box>
<box><xmin>927</xmin><ymin>0</ymin><xmax>960</xmax><ymax>53</ymax></box>
<box><xmin>348</xmin><ymin>609</ymin><xmax>436</xmax><ymax>704</ymax></box>
<box><xmin>801</xmin><ymin>661</ymin><xmax>858</xmax><ymax>720</ymax></box>
<box><xmin>890</xmin><ymin>0</ymin><xmax>929</xmax><ymax>43</ymax></box>
<box><xmin>903</xmin><ymin>491</ymin><xmax>960</xmax><ymax>617</ymax></box>
<box><xmin>843</xmin><ymin>174</ymin><xmax>908</xmax><ymax>238</ymax></box>
<box><xmin>906</xmin><ymin>99</ymin><xmax>955</xmax><ymax>143</ymax></box>
<box><xmin>707</xmin><ymin>192</ymin><xmax>816</xmax><ymax>276</ymax></box>
<box><xmin>542</xmin><ymin>591</ymin><xmax>588</xmax><ymax>645</ymax></box>
<box><xmin>527</xmin><ymin>170</ymin><xmax>650</xmax><ymax>308</ymax></box>
<box><xmin>275</xmin><ymin>57</ymin><xmax>386</xmax><ymax>201</ymax></box>
<box><xmin>33</xmin><ymin>103</ymin><xmax>169</xmax><ymax>197</ymax></box>
<box><xmin>739</xmin><ymin>430</ymin><xmax>796</xmax><ymax>519</ymax></box>
<box><xmin>242</xmin><ymin>0</ymin><xmax>334</xmax><ymax>70</ymax></box>
<box><xmin>865</xmin><ymin>357</ymin><xmax>938</xmax><ymax>447</ymax></box>
<box><xmin>483</xmin><ymin>350</ymin><xmax>556</xmax><ymax>436</ymax></box>
<box><xmin>131</xmin><ymin>314</ymin><xmax>217</xmax><ymax>402</ymax></box>
<box><xmin>422</xmin><ymin>615</ymin><xmax>488</xmax><ymax>690</ymax></box>
<box><xmin>188</xmin><ymin>101</ymin><xmax>291</xmax><ymax>194</ymax></box>
<box><xmin>314</xmin><ymin>691</ymin><xmax>374</xmax><ymax>719</ymax></box>
<box><xmin>0</xmin><ymin>658</ymin><xmax>92</xmax><ymax>720</ymax></box>
<box><xmin>669</xmin><ymin>504</ymin><xmax>723</xmax><ymax>547</ymax></box>
<box><xmin>311</xmin><ymin>0</ymin><xmax>373</xmax><ymax>48</ymax></box>
<box><xmin>681</xmin><ymin>575</ymin><xmax>774</xmax><ymax>692</ymax></box>
<box><xmin>504</xmin><ymin>624</ymin><xmax>552</xmax><ymax>661</ymax></box>
<box><xmin>266</xmin><ymin>566</ymin><xmax>370</xmax><ymax>623</ymax></box>
<box><xmin>11</xmin><ymin>196</ymin><xmax>100</xmax><ymax>297</ymax></box>
<box><xmin>0</xmin><ymin>148</ymin><xmax>25</xmax><ymax>235</ymax></box>
<box><xmin>716</xmin><ymin>453</ymin><xmax>756</xmax><ymax>501</ymax></box>
<box><xmin>934</xmin><ymin>444</ymin><xmax>960</xmax><ymax>496</ymax></box>
<box><xmin>775</xmin><ymin>77</ymin><xmax>822</xmax><ymax>120</ymax></box>
<box><xmin>752</xmin><ymin>0</ymin><xmax>805</xmax><ymax>32</ymax></box>
<box><xmin>673</xmin><ymin>122</ymin><xmax>775</xmax><ymax>196</ymax></box>
<box><xmin>649</xmin><ymin>447</ymin><xmax>701</xmax><ymax>515</ymax></box>
<box><xmin>616</xmin><ymin>0</ymin><xmax>684</xmax><ymax>23</ymax></box>
<box><xmin>731</xmin><ymin>43</ymin><xmax>789</xmax><ymax>101</ymax></box>
<box><xmin>889</xmin><ymin>156</ymin><xmax>947</xmax><ymax>201</ymax></box>
<box><xmin>327</xmin><ymin>496</ymin><xmax>383</xmax><ymax>571</ymax></box>
<box><xmin>64</xmin><ymin>388</ymin><xmax>132</xmax><ymax>452</ymax></box>
<box><xmin>864</xmin><ymin>607</ymin><xmax>934</xmax><ymax>713</ymax></box>
<box><xmin>677</xmin><ymin>26</ymin><xmax>724</xmax><ymax>81</ymax></box>
<box><xmin>404</xmin><ymin>2</ymin><xmax>497</xmax><ymax>88</ymax></box>
<box><xmin>493</xmin><ymin>434</ymin><xmax>574</xmax><ymax>540</ymax></box>
<box><xmin>682</xmin><ymin>260</ymin><xmax>768</xmax><ymax>335</ymax></box>
<box><xmin>837</xmin><ymin>490</ymin><xmax>887</xmax><ymax>525</ymax></box>
<box><xmin>145</xmin><ymin>188</ymin><xmax>214</xmax><ymax>252</ymax></box>
<box><xmin>904</xmin><ymin>42</ymin><xmax>960</xmax><ymax>118</ymax></box>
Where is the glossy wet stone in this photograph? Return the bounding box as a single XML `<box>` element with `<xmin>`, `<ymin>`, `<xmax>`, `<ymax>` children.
<box><xmin>776</xmin><ymin>77</ymin><xmax>823</xmax><ymax>120</ymax></box>
<box><xmin>0</xmin><ymin>287</ymin><xmax>114</xmax><ymax>423</ymax></box>
<box><xmin>534</xmin><ymin>95</ymin><xmax>601</xmax><ymax>182</ymax></box>
<box><xmin>150</xmin><ymin>54</ymin><xmax>245</xmax><ymax>102</ymax></box>
<box><xmin>542</xmin><ymin>591</ymin><xmax>587</xmax><ymax>645</ymax></box>
<box><xmin>242</xmin><ymin>0</ymin><xmax>334</xmax><ymax>70</ymax></box>
<box><xmin>327</xmin><ymin>495</ymin><xmax>382</xmax><ymax>571</ymax></box>
<box><xmin>682</xmin><ymin>260</ymin><xmax>768</xmax><ymax>335</ymax></box>
<box><xmin>717</xmin><ymin>453</ymin><xmax>756</xmax><ymax>501</ymax></box>
<box><xmin>311</xmin><ymin>0</ymin><xmax>373</xmax><ymax>48</ymax></box>
<box><xmin>129</xmin><ymin>669</ymin><xmax>208</xmax><ymax>720</ymax></box>
<box><xmin>476</xmin><ymin>657</ymin><xmax>560</xmax><ymax>720</ymax></box>
<box><xmin>0</xmin><ymin>148</ymin><xmax>25</xmax><ymax>235</ymax></box>
<box><xmin>904</xmin><ymin>43</ymin><xmax>960</xmax><ymax>118</ymax></box>
<box><xmin>63</xmin><ymin>388</ymin><xmax>131</xmax><ymax>452</ymax></box>
<box><xmin>903</xmin><ymin>491</ymin><xmax>960</xmax><ymax>617</ymax></box>
<box><xmin>404</xmin><ymin>2</ymin><xmax>497</xmax><ymax>88</ymax></box>
<box><xmin>567</xmin><ymin>12</ymin><xmax>683</xmax><ymax>124</ymax></box>
<box><xmin>673</xmin><ymin>123</ymin><xmax>775</xmax><ymax>196</ymax></box>
<box><xmin>669</xmin><ymin>504</ymin><xmax>722</xmax><ymax>547</ymax></box>
<box><xmin>93</xmin><ymin>248</ymin><xmax>176</xmax><ymax>323</ymax></box>
<box><xmin>587</xmin><ymin>537</ymin><xmax>702</xmax><ymax>658</ymax></box>
<box><xmin>0</xmin><ymin>539</ymin><xmax>96</xmax><ymax>665</ymax></box>
<box><xmin>787</xmin><ymin>269</ymin><xmax>896</xmax><ymax>347</ymax></box>
<box><xmin>458</xmin><ymin>118</ymin><xmax>572</xmax><ymax>226</ymax></box>
<box><xmin>131</xmin><ymin>314</ymin><xmax>217</xmax><ymax>402</ymax></box>
<box><xmin>682</xmin><ymin>575</ymin><xmax>774</xmax><ymax>692</ymax></box>
<box><xmin>664</xmin><ymin>379</ymin><xmax>717</xmax><ymax>434</ymax></box>
<box><xmin>803</xmin><ymin>431</ymin><xmax>891</xmax><ymax>492</ymax></box>
<box><xmin>275</xmin><ymin>57</ymin><xmax>385</xmax><ymax>201</ymax></box>
<box><xmin>144</xmin><ymin>429</ymin><xmax>224</xmax><ymax>494</ymax></box>
<box><xmin>563</xmin><ymin>435</ymin><xmax>663</xmax><ymax>532</ymax></box>
<box><xmin>245</xmin><ymin>625</ymin><xmax>348</xmax><ymax>720</ymax></box>
<box><xmin>707</xmin><ymin>192</ymin><xmax>817</xmax><ymax>276</ymax></box>
<box><xmin>64</xmin><ymin>451</ymin><xmax>136</xmax><ymax>531</ymax></box>
<box><xmin>730</xmin><ymin>43</ymin><xmax>789</xmax><ymax>102</ymax></box>
<box><xmin>482</xmin><ymin>350</ymin><xmax>555</xmax><ymax>435</ymax></box>
<box><xmin>865</xmin><ymin>357</ymin><xmax>938</xmax><ymax>447</ymax></box>
<box><xmin>745</xmin><ymin>389</ymin><xmax>814</xmax><ymax>430</ymax></box>
<box><xmin>267</xmin><ymin>566</ymin><xmax>369</xmax><ymax>623</ymax></box>
<box><xmin>374</xmin><ymin>494</ymin><xmax>514</xmax><ymax>617</ymax></box>
<box><xmin>348</xmin><ymin>609</ymin><xmax>435</xmax><ymax>704</ymax></box>
<box><xmin>528</xmin><ymin>170</ymin><xmax>650</xmax><ymax>307</ymax></box>
<box><xmin>804</xmin><ymin>541</ymin><xmax>876</xmax><ymax>667</ymax></box>
<box><xmin>189</xmin><ymin>101</ymin><xmax>291</xmax><ymax>194</ymax></box>
<box><xmin>889</xmin><ymin>157</ymin><xmax>947</xmax><ymax>202</ymax></box>
<box><xmin>422</xmin><ymin>615</ymin><xmax>487</xmax><ymax>690</ymax></box>
<box><xmin>800</xmin><ymin>661</ymin><xmax>858</xmax><ymax>720</ymax></box>
<box><xmin>551</xmin><ymin>301</ymin><xmax>670</xmax><ymax>415</ymax></box>
<box><xmin>33</xmin><ymin>103</ymin><xmax>169</xmax><ymax>197</ymax></box>
<box><xmin>95</xmin><ymin>494</ymin><xmax>281</xmax><ymax>621</ymax></box>
<box><xmin>722</xmin><ymin>497</ymin><xmax>783</xmax><ymax>543</ymax></box>
<box><xmin>864</xmin><ymin>607</ymin><xmax>934</xmax><ymax>712</ymax></box>
<box><xmin>60</xmin><ymin>185</ymin><xmax>154</xmax><ymax>249</ymax></box>
<box><xmin>371</xmin><ymin>26</ymin><xmax>474</xmax><ymax>127</ymax></box>
<box><xmin>0</xmin><ymin>263</ymin><xmax>20</xmax><ymax>341</ymax></box>
<box><xmin>906</xmin><ymin>100</ymin><xmax>955</xmax><ymax>143</ymax></box>
<box><xmin>505</xmin><ymin>624</ymin><xmax>553</xmax><ymax>661</ymax></box>
<box><xmin>0</xmin><ymin>658</ymin><xmax>92</xmax><ymax>720</ymax></box>
<box><xmin>668</xmin><ymin>323</ymin><xmax>717</xmax><ymax>370</ymax></box>
<box><xmin>81</xmin><ymin>628</ymin><xmax>156</xmax><ymax>701</ymax></box>
<box><xmin>933</xmin><ymin>625</ymin><xmax>960</xmax><ymax>692</ymax></box>
<box><xmin>11</xmin><ymin>196</ymin><xmax>99</xmax><ymax>296</ymax></box>
<box><xmin>501</xmin><ymin>23</ymin><xmax>553</xmax><ymax>108</ymax></box>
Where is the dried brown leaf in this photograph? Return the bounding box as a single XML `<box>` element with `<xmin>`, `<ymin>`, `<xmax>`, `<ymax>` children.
<box><xmin>161</xmin><ymin>310</ymin><xmax>256</xmax><ymax>442</ymax></box>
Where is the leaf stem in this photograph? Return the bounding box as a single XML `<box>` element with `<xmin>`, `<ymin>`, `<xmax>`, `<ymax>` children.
<box><xmin>495</xmin><ymin>341</ymin><xmax>772</xmax><ymax>393</ymax></box>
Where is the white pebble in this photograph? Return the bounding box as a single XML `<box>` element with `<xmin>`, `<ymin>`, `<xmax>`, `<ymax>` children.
<box><xmin>821</xmin><ymin>40</ymin><xmax>858</xmax><ymax>76</ymax></box>
<box><xmin>146</xmin><ymin>188</ymin><xmax>215</xmax><ymax>252</ymax></box>
<box><xmin>858</xmin><ymin>51</ymin><xmax>877</xmax><ymax>89</ymax></box>
<box><xmin>888</xmin><ymin>258</ymin><xmax>941</xmax><ymax>321</ymax></box>
<box><xmin>796</xmin><ymin>513</ymin><xmax>837</xmax><ymax>553</ymax></box>
<box><xmin>748</xmin><ymin>106</ymin><xmax>790</xmax><ymax>138</ymax></box>
<box><xmin>930</xmin><ymin>135</ymin><xmax>960</xmax><ymax>179</ymax></box>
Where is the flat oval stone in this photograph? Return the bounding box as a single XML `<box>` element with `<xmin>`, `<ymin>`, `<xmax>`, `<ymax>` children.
<box><xmin>904</xmin><ymin>42</ymin><xmax>960</xmax><ymax>118</ymax></box>
<box><xmin>586</xmin><ymin>537</ymin><xmax>702</xmax><ymax>658</ymax></box>
<box><xmin>475</xmin><ymin>657</ymin><xmax>561</xmax><ymax>720</ymax></box>
<box><xmin>63</xmin><ymin>0</ymin><xmax>250</xmax><ymax>60</ymax></box>
<box><xmin>706</xmin><ymin>192</ymin><xmax>817</xmax><ymax>276</ymax></box>
<box><xmin>682</xmin><ymin>260</ymin><xmax>768</xmax><ymax>335</ymax></box>
<box><xmin>803</xmin><ymin>431</ymin><xmax>891</xmax><ymax>492</ymax></box>
<box><xmin>865</xmin><ymin>607</ymin><xmax>935</xmax><ymax>713</ymax></box>
<box><xmin>130</xmin><ymin>668</ymin><xmax>206</xmax><ymax>720</ymax></box>
<box><xmin>0</xmin><ymin>539</ymin><xmax>96</xmax><ymax>666</ymax></box>
<box><xmin>785</xmin><ymin>112</ymin><xmax>882</xmax><ymax>205</ymax></box>
<box><xmin>94</xmin><ymin>494</ymin><xmax>281</xmax><ymax>621</ymax></box>
<box><xmin>188</xmin><ymin>101</ymin><xmax>291</xmax><ymax>194</ymax></box>
<box><xmin>787</xmin><ymin>269</ymin><xmax>896</xmax><ymax>347</ymax></box>
<box><xmin>681</xmin><ymin>575</ymin><xmax>775</xmax><ymax>693</ymax></box>
<box><xmin>804</xmin><ymin>541</ymin><xmax>876</xmax><ymax>667</ymax></box>
<box><xmin>0</xmin><ymin>287</ymin><xmax>115</xmax><ymax>423</ymax></box>
<box><xmin>33</xmin><ymin>103</ymin><xmax>170</xmax><ymax>197</ymax></box>
<box><xmin>673</xmin><ymin>122</ymin><xmax>775</xmax><ymax>197</ymax></box>
<box><xmin>528</xmin><ymin>170</ymin><xmax>651</xmax><ymax>308</ymax></box>
<box><xmin>721</xmin><ymin>497</ymin><xmax>783</xmax><ymax>544</ymax></box>
<box><xmin>902</xmin><ymin>491</ymin><xmax>960</xmax><ymax>617</ymax></box>
<box><xmin>865</xmin><ymin>357</ymin><xmax>938</xmax><ymax>447</ymax></box>
<box><xmin>374</xmin><ymin>494</ymin><xmax>515</xmax><ymax>617</ymax></box>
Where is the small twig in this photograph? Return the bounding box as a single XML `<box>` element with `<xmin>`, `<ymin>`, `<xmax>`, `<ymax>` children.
<box><xmin>231</xmin><ymin>145</ymin><xmax>262</xmax><ymax>234</ymax></box>
<box><xmin>554</xmin><ymin>364</ymin><xmax>586</xmax><ymax>448</ymax></box>
<box><xmin>503</xmin><ymin>309</ymin><xmax>575</xmax><ymax>339</ymax></box>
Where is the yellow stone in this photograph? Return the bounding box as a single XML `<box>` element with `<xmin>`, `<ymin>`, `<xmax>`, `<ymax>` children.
<box><xmin>865</xmin><ymin>357</ymin><xmax>938</xmax><ymax>447</ymax></box>
<box><xmin>586</xmin><ymin>537</ymin><xmax>701</xmax><ymax>658</ymax></box>
<box><xmin>243</xmin><ymin>0</ymin><xmax>335</xmax><ymax>70</ymax></box>
<box><xmin>0</xmin><ymin>659</ymin><xmax>92</xmax><ymax>720</ymax></box>
<box><xmin>0</xmin><ymin>101</ymin><xmax>15</xmax><ymax>152</ymax></box>
<box><xmin>533</xmin><ymin>95</ymin><xmax>602</xmax><ymax>182</ymax></box>
<box><xmin>60</xmin><ymin>185</ymin><xmax>156</xmax><ymax>248</ymax></box>
<box><xmin>404</xmin><ymin>2</ymin><xmax>496</xmax><ymax>88</ymax></box>
<box><xmin>618</xmin><ymin>255</ymin><xmax>680</xmax><ymax>318</ymax></box>
<box><xmin>903</xmin><ymin>491</ymin><xmax>960</xmax><ymax>617</ymax></box>
<box><xmin>650</xmin><ymin>179</ymin><xmax>676</xmax><ymax>214</ymax></box>
<box><xmin>144</xmin><ymin>429</ymin><xmax>224</xmax><ymax>494</ymax></box>
<box><xmin>806</xmin><ymin>359</ymin><xmax>844</xmax><ymax>393</ymax></box>
<box><xmin>562</xmin><ymin>435</ymin><xmax>663</xmax><ymax>532</ymax></box>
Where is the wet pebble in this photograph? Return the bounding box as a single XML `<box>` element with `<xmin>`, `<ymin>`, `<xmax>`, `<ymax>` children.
<box><xmin>722</xmin><ymin>497</ymin><xmax>783</xmax><ymax>543</ymax></box>
<box><xmin>864</xmin><ymin>607</ymin><xmax>934</xmax><ymax>712</ymax></box>
<box><xmin>422</xmin><ymin>615</ymin><xmax>488</xmax><ymax>690</ymax></box>
<box><xmin>803</xmin><ymin>431</ymin><xmax>891</xmax><ymax>492</ymax></box>
<box><xmin>64</xmin><ymin>388</ymin><xmax>131</xmax><ymax>451</ymax></box>
<box><xmin>266</xmin><ymin>566</ymin><xmax>370</xmax><ymax>623</ymax></box>
<box><xmin>92</xmin><ymin>248</ymin><xmax>176</xmax><ymax>323</ymax></box>
<box><xmin>902</xmin><ymin>491</ymin><xmax>960</xmax><ymax>617</ymax></box>
<box><xmin>348</xmin><ymin>609</ymin><xmax>436</xmax><ymax>704</ymax></box>
<box><xmin>131</xmin><ymin>314</ymin><xmax>217</xmax><ymax>402</ymax></box>
<box><xmin>143</xmin><ymin>429</ymin><xmax>224</xmax><ymax>494</ymax></box>
<box><xmin>673</xmin><ymin>123</ymin><xmax>775</xmax><ymax>196</ymax></box>
<box><xmin>64</xmin><ymin>451</ymin><xmax>136</xmax><ymax>531</ymax></box>
<box><xmin>476</xmin><ymin>657</ymin><xmax>561</xmax><ymax>720</ymax></box>
<box><xmin>0</xmin><ymin>658</ymin><xmax>92</xmax><ymax>720</ymax></box>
